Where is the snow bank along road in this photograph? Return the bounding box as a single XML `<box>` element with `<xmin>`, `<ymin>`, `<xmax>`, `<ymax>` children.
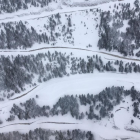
<box><xmin>0</xmin><ymin>46</ymin><xmax>140</xmax><ymax>62</ymax></box>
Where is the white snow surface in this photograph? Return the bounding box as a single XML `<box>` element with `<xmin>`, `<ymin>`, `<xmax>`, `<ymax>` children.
<box><xmin>0</xmin><ymin>0</ymin><xmax>140</xmax><ymax>140</ymax></box>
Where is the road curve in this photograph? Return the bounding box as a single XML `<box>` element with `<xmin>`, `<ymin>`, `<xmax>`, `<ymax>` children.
<box><xmin>1</xmin><ymin>46</ymin><xmax>139</xmax><ymax>62</ymax></box>
<box><xmin>9</xmin><ymin>86</ymin><xmax>38</xmax><ymax>100</ymax></box>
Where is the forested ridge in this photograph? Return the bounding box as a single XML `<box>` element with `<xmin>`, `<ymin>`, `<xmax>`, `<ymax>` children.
<box><xmin>0</xmin><ymin>51</ymin><xmax>140</xmax><ymax>101</ymax></box>
<box><xmin>4</xmin><ymin>86</ymin><xmax>140</xmax><ymax>123</ymax></box>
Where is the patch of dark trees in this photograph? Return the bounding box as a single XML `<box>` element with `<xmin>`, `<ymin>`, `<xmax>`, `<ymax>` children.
<box><xmin>7</xmin><ymin>86</ymin><xmax>140</xmax><ymax>122</ymax></box>
<box><xmin>0</xmin><ymin>129</ymin><xmax>95</xmax><ymax>140</ymax></box>
<box><xmin>9</xmin><ymin>98</ymin><xmax>50</xmax><ymax>120</ymax></box>
<box><xmin>98</xmin><ymin>0</ymin><xmax>140</xmax><ymax>57</ymax></box>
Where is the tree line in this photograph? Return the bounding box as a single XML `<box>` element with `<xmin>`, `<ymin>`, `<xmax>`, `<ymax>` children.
<box><xmin>98</xmin><ymin>0</ymin><xmax>140</xmax><ymax>57</ymax></box>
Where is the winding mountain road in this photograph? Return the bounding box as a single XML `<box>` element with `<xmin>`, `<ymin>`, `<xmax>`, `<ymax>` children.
<box><xmin>0</xmin><ymin>46</ymin><xmax>139</xmax><ymax>62</ymax></box>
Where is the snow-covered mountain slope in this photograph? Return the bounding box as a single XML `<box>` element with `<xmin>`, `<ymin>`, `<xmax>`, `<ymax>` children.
<box><xmin>0</xmin><ymin>0</ymin><xmax>140</xmax><ymax>59</ymax></box>
<box><xmin>0</xmin><ymin>0</ymin><xmax>140</xmax><ymax>140</ymax></box>
<box><xmin>0</xmin><ymin>73</ymin><xmax>140</xmax><ymax>140</ymax></box>
<box><xmin>0</xmin><ymin>48</ymin><xmax>140</xmax><ymax>101</ymax></box>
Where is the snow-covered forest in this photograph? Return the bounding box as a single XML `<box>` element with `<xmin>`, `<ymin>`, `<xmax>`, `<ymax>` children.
<box><xmin>0</xmin><ymin>0</ymin><xmax>140</xmax><ymax>140</ymax></box>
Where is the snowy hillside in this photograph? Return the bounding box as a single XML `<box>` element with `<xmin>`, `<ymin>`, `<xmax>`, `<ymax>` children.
<box><xmin>0</xmin><ymin>0</ymin><xmax>140</xmax><ymax>59</ymax></box>
<box><xmin>0</xmin><ymin>0</ymin><xmax>140</xmax><ymax>140</ymax></box>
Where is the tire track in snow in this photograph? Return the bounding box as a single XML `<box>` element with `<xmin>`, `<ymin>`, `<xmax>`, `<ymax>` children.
<box><xmin>0</xmin><ymin>121</ymin><xmax>79</xmax><ymax>129</ymax></box>
<box><xmin>104</xmin><ymin>57</ymin><xmax>117</xmax><ymax>61</ymax></box>
<box><xmin>32</xmin><ymin>47</ymin><xmax>140</xmax><ymax>62</ymax></box>
<box><xmin>1</xmin><ymin>46</ymin><xmax>139</xmax><ymax>62</ymax></box>
<box><xmin>117</xmin><ymin>80</ymin><xmax>134</xmax><ymax>85</ymax></box>
<box><xmin>0</xmin><ymin>105</ymin><xmax>9</xmax><ymax>110</ymax></box>
<box><xmin>100</xmin><ymin>136</ymin><xmax>132</xmax><ymax>140</ymax></box>
<box><xmin>39</xmin><ymin>122</ymin><xmax>79</xmax><ymax>124</ymax></box>
<box><xmin>9</xmin><ymin>85</ymin><xmax>38</xmax><ymax>100</ymax></box>
<box><xmin>0</xmin><ymin>121</ymin><xmax>36</xmax><ymax>129</ymax></box>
